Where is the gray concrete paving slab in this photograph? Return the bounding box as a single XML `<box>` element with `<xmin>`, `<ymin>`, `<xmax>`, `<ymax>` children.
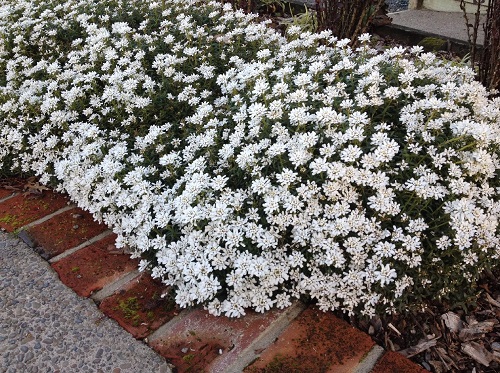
<box><xmin>0</xmin><ymin>231</ymin><xmax>172</xmax><ymax>373</ymax></box>
<box><xmin>389</xmin><ymin>9</ymin><xmax>486</xmax><ymax>45</ymax></box>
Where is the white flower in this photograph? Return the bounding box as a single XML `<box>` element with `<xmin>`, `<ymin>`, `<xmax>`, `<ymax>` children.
<box><xmin>252</xmin><ymin>291</ymin><xmax>274</xmax><ymax>313</ymax></box>
<box><xmin>375</xmin><ymin>264</ymin><xmax>397</xmax><ymax>287</ymax></box>
<box><xmin>358</xmin><ymin>33</ymin><xmax>370</xmax><ymax>43</ymax></box>
<box><xmin>340</xmin><ymin>145</ymin><xmax>363</xmax><ymax>163</ymax></box>
<box><xmin>288</xmin><ymin>106</ymin><xmax>311</xmax><ymax>126</ymax></box>
<box><xmin>251</xmin><ymin>177</ymin><xmax>272</xmax><ymax>195</ymax></box>
<box><xmin>275</xmin><ymin>293</ymin><xmax>292</xmax><ymax>309</ymax></box>
<box><xmin>222</xmin><ymin>297</ymin><xmax>246</xmax><ymax>318</ymax></box>
<box><xmin>316</xmin><ymin>107</ymin><xmax>346</xmax><ymax>127</ymax></box>
<box><xmin>276</xmin><ymin>168</ymin><xmax>298</xmax><ymax>186</ymax></box>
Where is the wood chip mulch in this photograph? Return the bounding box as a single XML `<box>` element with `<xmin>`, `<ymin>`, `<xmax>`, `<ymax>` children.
<box><xmin>345</xmin><ymin>269</ymin><xmax>500</xmax><ymax>373</ymax></box>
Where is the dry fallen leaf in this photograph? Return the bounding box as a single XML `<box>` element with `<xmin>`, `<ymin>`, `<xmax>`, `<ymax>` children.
<box><xmin>23</xmin><ymin>178</ymin><xmax>50</xmax><ymax>195</ymax></box>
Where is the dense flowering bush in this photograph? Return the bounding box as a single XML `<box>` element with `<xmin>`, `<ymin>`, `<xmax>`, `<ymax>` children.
<box><xmin>1</xmin><ymin>0</ymin><xmax>499</xmax><ymax>317</ymax></box>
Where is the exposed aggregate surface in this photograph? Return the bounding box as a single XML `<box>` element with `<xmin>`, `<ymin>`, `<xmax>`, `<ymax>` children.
<box><xmin>386</xmin><ymin>0</ymin><xmax>409</xmax><ymax>12</ymax></box>
<box><xmin>0</xmin><ymin>232</ymin><xmax>172</xmax><ymax>373</ymax></box>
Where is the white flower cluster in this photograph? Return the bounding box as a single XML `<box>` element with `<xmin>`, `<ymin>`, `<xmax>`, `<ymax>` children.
<box><xmin>1</xmin><ymin>0</ymin><xmax>499</xmax><ymax>317</ymax></box>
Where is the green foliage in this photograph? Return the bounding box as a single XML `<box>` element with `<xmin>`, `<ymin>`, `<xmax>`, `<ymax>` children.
<box><xmin>278</xmin><ymin>5</ymin><xmax>317</xmax><ymax>33</ymax></box>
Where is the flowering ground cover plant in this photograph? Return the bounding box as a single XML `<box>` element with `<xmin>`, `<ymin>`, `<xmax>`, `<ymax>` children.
<box><xmin>0</xmin><ymin>0</ymin><xmax>499</xmax><ymax>318</ymax></box>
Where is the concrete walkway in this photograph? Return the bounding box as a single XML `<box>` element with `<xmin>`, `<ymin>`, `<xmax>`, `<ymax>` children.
<box><xmin>0</xmin><ymin>232</ymin><xmax>172</xmax><ymax>373</ymax></box>
<box><xmin>291</xmin><ymin>1</ymin><xmax>484</xmax><ymax>51</ymax></box>
<box><xmin>389</xmin><ymin>8</ymin><xmax>486</xmax><ymax>45</ymax></box>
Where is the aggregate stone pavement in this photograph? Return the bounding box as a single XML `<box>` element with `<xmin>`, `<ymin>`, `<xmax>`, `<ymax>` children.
<box><xmin>0</xmin><ymin>231</ymin><xmax>172</xmax><ymax>373</ymax></box>
<box><xmin>386</xmin><ymin>0</ymin><xmax>409</xmax><ymax>13</ymax></box>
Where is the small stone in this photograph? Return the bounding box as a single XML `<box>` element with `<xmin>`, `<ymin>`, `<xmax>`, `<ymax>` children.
<box><xmin>43</xmin><ymin>338</ymin><xmax>53</xmax><ymax>344</ymax></box>
<box><xmin>96</xmin><ymin>348</ymin><xmax>103</xmax><ymax>358</ymax></box>
<box><xmin>34</xmin><ymin>342</ymin><xmax>41</xmax><ymax>350</ymax></box>
<box><xmin>20</xmin><ymin>346</ymin><xmax>28</xmax><ymax>353</ymax></box>
<box><xmin>73</xmin><ymin>225</ymin><xmax>79</xmax><ymax>230</ymax></box>
<box><xmin>24</xmin><ymin>351</ymin><xmax>34</xmax><ymax>363</ymax></box>
<box><xmin>421</xmin><ymin>361</ymin><xmax>431</xmax><ymax>371</ymax></box>
<box><xmin>72</xmin><ymin>214</ymin><xmax>83</xmax><ymax>219</ymax></box>
<box><xmin>181</xmin><ymin>347</ymin><xmax>189</xmax><ymax>354</ymax></box>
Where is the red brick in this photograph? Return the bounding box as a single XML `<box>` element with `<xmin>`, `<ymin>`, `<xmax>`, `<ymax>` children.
<box><xmin>371</xmin><ymin>351</ymin><xmax>428</xmax><ymax>373</ymax></box>
<box><xmin>246</xmin><ymin>306</ymin><xmax>375</xmax><ymax>373</ymax></box>
<box><xmin>51</xmin><ymin>234</ymin><xmax>139</xmax><ymax>297</ymax></box>
<box><xmin>149</xmin><ymin>305</ymin><xmax>302</xmax><ymax>373</ymax></box>
<box><xmin>26</xmin><ymin>207</ymin><xmax>107</xmax><ymax>258</ymax></box>
<box><xmin>99</xmin><ymin>274</ymin><xmax>177</xmax><ymax>339</ymax></box>
<box><xmin>0</xmin><ymin>191</ymin><xmax>69</xmax><ymax>232</ymax></box>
